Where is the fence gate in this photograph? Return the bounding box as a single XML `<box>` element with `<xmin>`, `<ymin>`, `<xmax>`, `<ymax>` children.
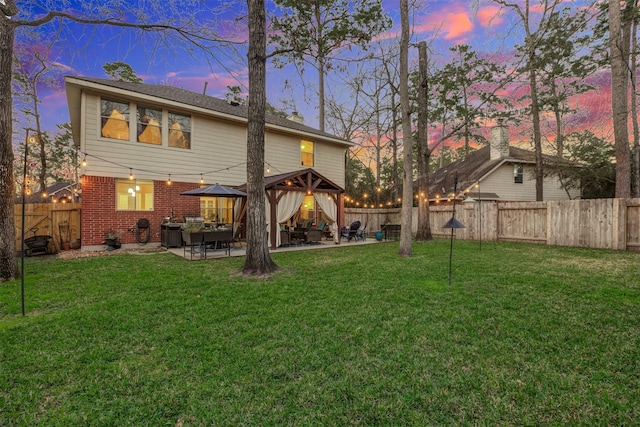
<box><xmin>14</xmin><ymin>203</ymin><xmax>81</xmax><ymax>253</ymax></box>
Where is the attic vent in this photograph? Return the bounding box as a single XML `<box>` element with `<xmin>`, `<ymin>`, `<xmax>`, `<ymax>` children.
<box><xmin>286</xmin><ymin>111</ymin><xmax>304</xmax><ymax>124</ymax></box>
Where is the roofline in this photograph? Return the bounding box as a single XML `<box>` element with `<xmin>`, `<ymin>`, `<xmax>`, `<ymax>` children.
<box><xmin>64</xmin><ymin>76</ymin><xmax>354</xmax><ymax>148</ymax></box>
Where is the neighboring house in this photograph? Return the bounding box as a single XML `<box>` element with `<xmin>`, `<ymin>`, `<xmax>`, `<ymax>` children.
<box><xmin>65</xmin><ymin>76</ymin><xmax>353</xmax><ymax>250</ymax></box>
<box><xmin>429</xmin><ymin>125</ymin><xmax>581</xmax><ymax>202</ymax></box>
<box><xmin>23</xmin><ymin>181</ymin><xmax>80</xmax><ymax>204</ymax></box>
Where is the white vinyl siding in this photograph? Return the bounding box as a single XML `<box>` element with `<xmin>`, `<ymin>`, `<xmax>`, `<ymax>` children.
<box><xmin>265</xmin><ymin>132</ymin><xmax>345</xmax><ymax>188</ymax></box>
<box><xmin>480</xmin><ymin>163</ymin><xmax>579</xmax><ymax>201</ymax></box>
<box><xmin>80</xmin><ymin>92</ymin><xmax>347</xmax><ymax>188</ymax></box>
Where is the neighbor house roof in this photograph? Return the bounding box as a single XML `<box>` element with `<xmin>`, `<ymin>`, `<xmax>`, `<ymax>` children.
<box><xmin>65</xmin><ymin>76</ymin><xmax>353</xmax><ymax>149</ymax></box>
<box><xmin>429</xmin><ymin>145</ymin><xmax>578</xmax><ymax>198</ymax></box>
<box><xmin>24</xmin><ymin>181</ymin><xmax>79</xmax><ymax>203</ymax></box>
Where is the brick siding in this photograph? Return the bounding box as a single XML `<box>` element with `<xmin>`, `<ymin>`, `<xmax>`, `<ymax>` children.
<box><xmin>81</xmin><ymin>176</ymin><xmax>200</xmax><ymax>246</ymax></box>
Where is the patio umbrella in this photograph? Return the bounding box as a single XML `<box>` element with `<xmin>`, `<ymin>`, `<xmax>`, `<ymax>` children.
<box><xmin>180</xmin><ymin>183</ymin><xmax>247</xmax><ymax>198</ymax></box>
<box><xmin>180</xmin><ymin>183</ymin><xmax>247</xmax><ymax>239</ymax></box>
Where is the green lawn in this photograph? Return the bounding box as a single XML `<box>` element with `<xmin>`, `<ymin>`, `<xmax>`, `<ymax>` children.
<box><xmin>1</xmin><ymin>240</ymin><xmax>639</xmax><ymax>426</ymax></box>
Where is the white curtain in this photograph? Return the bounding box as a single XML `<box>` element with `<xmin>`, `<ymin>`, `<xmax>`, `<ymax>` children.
<box><xmin>233</xmin><ymin>198</ymin><xmax>243</xmax><ymax>236</ymax></box>
<box><xmin>314</xmin><ymin>193</ymin><xmax>339</xmax><ymax>243</ymax></box>
<box><xmin>275</xmin><ymin>191</ymin><xmax>305</xmax><ymax>247</ymax></box>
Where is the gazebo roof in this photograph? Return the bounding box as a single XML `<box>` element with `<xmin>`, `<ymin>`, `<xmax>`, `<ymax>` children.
<box><xmin>239</xmin><ymin>168</ymin><xmax>344</xmax><ymax>194</ymax></box>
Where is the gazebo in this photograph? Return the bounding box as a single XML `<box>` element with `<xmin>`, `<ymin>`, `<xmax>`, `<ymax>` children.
<box><xmin>238</xmin><ymin>168</ymin><xmax>344</xmax><ymax>249</ymax></box>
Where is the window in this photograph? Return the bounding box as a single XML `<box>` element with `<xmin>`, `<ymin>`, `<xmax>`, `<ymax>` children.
<box><xmin>300</xmin><ymin>195</ymin><xmax>315</xmax><ymax>222</ymax></box>
<box><xmin>301</xmin><ymin>140</ymin><xmax>314</xmax><ymax>166</ymax></box>
<box><xmin>200</xmin><ymin>197</ymin><xmax>233</xmax><ymax>224</ymax></box>
<box><xmin>101</xmin><ymin>99</ymin><xmax>130</xmax><ymax>140</ymax></box>
<box><xmin>514</xmin><ymin>164</ymin><xmax>523</xmax><ymax>184</ymax></box>
<box><xmin>169</xmin><ymin>112</ymin><xmax>191</xmax><ymax>149</ymax></box>
<box><xmin>116</xmin><ymin>179</ymin><xmax>154</xmax><ymax>210</ymax></box>
<box><xmin>137</xmin><ymin>106</ymin><xmax>162</xmax><ymax>144</ymax></box>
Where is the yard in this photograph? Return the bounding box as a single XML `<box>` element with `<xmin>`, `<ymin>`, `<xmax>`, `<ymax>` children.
<box><xmin>1</xmin><ymin>240</ymin><xmax>639</xmax><ymax>425</ymax></box>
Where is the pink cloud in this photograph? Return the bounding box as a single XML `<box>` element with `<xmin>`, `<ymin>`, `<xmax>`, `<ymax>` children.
<box><xmin>414</xmin><ymin>5</ymin><xmax>474</xmax><ymax>40</ymax></box>
<box><xmin>477</xmin><ymin>6</ymin><xmax>503</xmax><ymax>27</ymax></box>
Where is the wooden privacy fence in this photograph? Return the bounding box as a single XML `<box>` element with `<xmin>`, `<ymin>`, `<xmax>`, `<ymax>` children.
<box><xmin>14</xmin><ymin>203</ymin><xmax>81</xmax><ymax>253</ymax></box>
<box><xmin>346</xmin><ymin>198</ymin><xmax>640</xmax><ymax>252</ymax></box>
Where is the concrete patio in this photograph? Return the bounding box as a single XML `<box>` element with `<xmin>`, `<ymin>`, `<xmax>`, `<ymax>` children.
<box><xmin>165</xmin><ymin>236</ymin><xmax>384</xmax><ymax>261</ymax></box>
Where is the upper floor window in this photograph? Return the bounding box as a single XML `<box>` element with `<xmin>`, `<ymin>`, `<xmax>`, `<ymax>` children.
<box><xmin>137</xmin><ymin>106</ymin><xmax>162</xmax><ymax>145</ymax></box>
<box><xmin>101</xmin><ymin>99</ymin><xmax>130</xmax><ymax>140</ymax></box>
<box><xmin>301</xmin><ymin>140</ymin><xmax>314</xmax><ymax>166</ymax></box>
<box><xmin>514</xmin><ymin>164</ymin><xmax>523</xmax><ymax>184</ymax></box>
<box><xmin>169</xmin><ymin>112</ymin><xmax>191</xmax><ymax>149</ymax></box>
<box><xmin>100</xmin><ymin>98</ymin><xmax>191</xmax><ymax>149</ymax></box>
<box><xmin>116</xmin><ymin>179</ymin><xmax>154</xmax><ymax>211</ymax></box>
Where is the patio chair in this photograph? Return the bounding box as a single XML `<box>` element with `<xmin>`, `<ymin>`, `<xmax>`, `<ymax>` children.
<box><xmin>280</xmin><ymin>229</ymin><xmax>291</xmax><ymax>247</ymax></box>
<box><xmin>341</xmin><ymin>220</ymin><xmax>361</xmax><ymax>242</ymax></box>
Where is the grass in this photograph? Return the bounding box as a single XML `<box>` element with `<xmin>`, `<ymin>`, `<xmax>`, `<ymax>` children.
<box><xmin>1</xmin><ymin>240</ymin><xmax>639</xmax><ymax>426</ymax></box>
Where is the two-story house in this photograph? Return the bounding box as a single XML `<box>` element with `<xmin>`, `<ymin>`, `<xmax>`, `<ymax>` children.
<box><xmin>429</xmin><ymin>125</ymin><xmax>581</xmax><ymax>202</ymax></box>
<box><xmin>65</xmin><ymin>76</ymin><xmax>352</xmax><ymax>251</ymax></box>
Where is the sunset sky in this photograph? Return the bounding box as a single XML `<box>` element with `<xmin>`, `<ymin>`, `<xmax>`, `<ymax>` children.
<box><xmin>12</xmin><ymin>0</ymin><xmax>609</xmax><ymax>150</ymax></box>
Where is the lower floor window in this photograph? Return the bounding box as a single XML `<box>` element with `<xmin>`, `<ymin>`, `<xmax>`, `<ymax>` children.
<box><xmin>201</xmin><ymin>197</ymin><xmax>233</xmax><ymax>224</ymax></box>
<box><xmin>116</xmin><ymin>179</ymin><xmax>154</xmax><ymax>210</ymax></box>
<box><xmin>299</xmin><ymin>195</ymin><xmax>315</xmax><ymax>222</ymax></box>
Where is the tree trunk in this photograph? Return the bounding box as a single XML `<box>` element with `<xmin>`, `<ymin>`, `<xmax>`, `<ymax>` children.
<box><xmin>398</xmin><ymin>0</ymin><xmax>412</xmax><ymax>257</ymax></box>
<box><xmin>391</xmin><ymin>93</ymin><xmax>400</xmax><ymax>203</ymax></box>
<box><xmin>529</xmin><ymin>49</ymin><xmax>544</xmax><ymax>201</ymax></box>
<box><xmin>550</xmin><ymin>77</ymin><xmax>564</xmax><ymax>158</ymax></box>
<box><xmin>0</xmin><ymin>18</ymin><xmax>19</xmax><ymax>282</ymax></box>
<box><xmin>242</xmin><ymin>0</ymin><xmax>279</xmax><ymax>276</ymax></box>
<box><xmin>416</xmin><ymin>41</ymin><xmax>432</xmax><ymax>241</ymax></box>
<box><xmin>318</xmin><ymin>55</ymin><xmax>325</xmax><ymax>132</ymax></box>
<box><xmin>610</xmin><ymin>0</ymin><xmax>632</xmax><ymax>198</ymax></box>
<box><xmin>631</xmin><ymin>15</ymin><xmax>640</xmax><ymax>197</ymax></box>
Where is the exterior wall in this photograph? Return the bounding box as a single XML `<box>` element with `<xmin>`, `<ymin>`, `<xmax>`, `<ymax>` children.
<box><xmin>81</xmin><ymin>175</ymin><xmax>201</xmax><ymax>250</ymax></box>
<box><xmin>78</xmin><ymin>89</ymin><xmax>348</xmax><ymax>250</ymax></box>
<box><xmin>81</xmin><ymin>91</ymin><xmax>346</xmax><ymax>188</ymax></box>
<box><xmin>480</xmin><ymin>163</ymin><xmax>579</xmax><ymax>201</ymax></box>
<box><xmin>265</xmin><ymin>131</ymin><xmax>345</xmax><ymax>187</ymax></box>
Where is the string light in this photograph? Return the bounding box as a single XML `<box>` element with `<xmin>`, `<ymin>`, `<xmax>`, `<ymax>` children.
<box><xmin>129</xmin><ymin>169</ymin><xmax>134</xmax><ymax>180</ymax></box>
<box><xmin>81</xmin><ymin>156</ymin><xmax>87</xmax><ymax>167</ymax></box>
<box><xmin>200</xmin><ymin>174</ymin><xmax>204</xmax><ymax>185</ymax></box>
<box><xmin>167</xmin><ymin>174</ymin><xmax>172</xmax><ymax>186</ymax></box>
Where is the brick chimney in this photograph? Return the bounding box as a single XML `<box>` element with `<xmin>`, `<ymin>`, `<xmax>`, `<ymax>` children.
<box><xmin>490</xmin><ymin>123</ymin><xmax>509</xmax><ymax>160</ymax></box>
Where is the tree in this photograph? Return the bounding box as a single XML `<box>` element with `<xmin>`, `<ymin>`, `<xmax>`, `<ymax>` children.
<box><xmin>269</xmin><ymin>0</ymin><xmax>391</xmax><ymax>131</ymax></box>
<box><xmin>493</xmin><ymin>0</ymin><xmax>564</xmax><ymax>201</ymax></box>
<box><xmin>0</xmin><ymin>1</ymin><xmax>233</xmax><ymax>282</ymax></box>
<box><xmin>431</xmin><ymin>44</ymin><xmax>508</xmax><ymax>156</ymax></box>
<box><xmin>609</xmin><ymin>0</ymin><xmax>633</xmax><ymax>198</ymax></box>
<box><xmin>12</xmin><ymin>36</ymin><xmax>63</xmax><ymax>198</ymax></box>
<box><xmin>103</xmin><ymin>61</ymin><xmax>143</xmax><ymax>83</ymax></box>
<box><xmin>49</xmin><ymin>123</ymin><xmax>80</xmax><ymax>185</ymax></box>
<box><xmin>546</xmin><ymin>131</ymin><xmax>616</xmax><ymax>198</ymax></box>
<box><xmin>532</xmin><ymin>8</ymin><xmax>595</xmax><ymax>158</ymax></box>
<box><xmin>415</xmin><ymin>41</ymin><xmax>432</xmax><ymax>241</ymax></box>
<box><xmin>398</xmin><ymin>0</ymin><xmax>413</xmax><ymax>257</ymax></box>
<box><xmin>242</xmin><ymin>0</ymin><xmax>279</xmax><ymax>276</ymax></box>
<box><xmin>345</xmin><ymin>157</ymin><xmax>376</xmax><ymax>202</ymax></box>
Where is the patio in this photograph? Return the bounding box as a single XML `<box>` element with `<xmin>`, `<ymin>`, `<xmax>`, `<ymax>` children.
<box><xmin>165</xmin><ymin>234</ymin><xmax>382</xmax><ymax>260</ymax></box>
